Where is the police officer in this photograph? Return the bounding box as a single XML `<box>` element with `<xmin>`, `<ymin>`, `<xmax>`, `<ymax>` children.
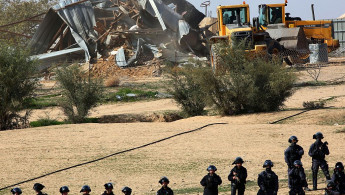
<box><xmin>285</xmin><ymin>136</ymin><xmax>304</xmax><ymax>169</ymax></box>
<box><xmin>284</xmin><ymin>136</ymin><xmax>311</xmax><ymax>191</ymax></box>
<box><xmin>33</xmin><ymin>183</ymin><xmax>47</xmax><ymax>195</ymax></box>
<box><xmin>200</xmin><ymin>165</ymin><xmax>222</xmax><ymax>195</ymax></box>
<box><xmin>60</xmin><ymin>186</ymin><xmax>70</xmax><ymax>195</ymax></box>
<box><xmin>102</xmin><ymin>183</ymin><xmax>114</xmax><ymax>195</ymax></box>
<box><xmin>121</xmin><ymin>187</ymin><xmax>132</xmax><ymax>195</ymax></box>
<box><xmin>228</xmin><ymin>157</ymin><xmax>247</xmax><ymax>195</ymax></box>
<box><xmin>325</xmin><ymin>181</ymin><xmax>340</xmax><ymax>195</ymax></box>
<box><xmin>331</xmin><ymin>162</ymin><xmax>345</xmax><ymax>194</ymax></box>
<box><xmin>11</xmin><ymin>187</ymin><xmax>22</xmax><ymax>195</ymax></box>
<box><xmin>257</xmin><ymin>160</ymin><xmax>278</xmax><ymax>195</ymax></box>
<box><xmin>157</xmin><ymin>176</ymin><xmax>173</xmax><ymax>195</ymax></box>
<box><xmin>288</xmin><ymin>160</ymin><xmax>307</xmax><ymax>195</ymax></box>
<box><xmin>80</xmin><ymin>185</ymin><xmax>91</xmax><ymax>195</ymax></box>
<box><xmin>308</xmin><ymin>132</ymin><xmax>331</xmax><ymax>190</ymax></box>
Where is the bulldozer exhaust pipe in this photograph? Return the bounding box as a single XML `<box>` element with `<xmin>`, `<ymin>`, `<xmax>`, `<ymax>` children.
<box><xmin>311</xmin><ymin>4</ymin><xmax>315</xmax><ymax>21</ymax></box>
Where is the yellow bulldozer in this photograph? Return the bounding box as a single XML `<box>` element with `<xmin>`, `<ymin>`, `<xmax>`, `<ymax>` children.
<box><xmin>209</xmin><ymin>2</ymin><xmax>281</xmax><ymax>70</ymax></box>
<box><xmin>256</xmin><ymin>1</ymin><xmax>340</xmax><ymax>64</ymax></box>
<box><xmin>209</xmin><ymin>1</ymin><xmax>340</xmax><ymax>68</ymax></box>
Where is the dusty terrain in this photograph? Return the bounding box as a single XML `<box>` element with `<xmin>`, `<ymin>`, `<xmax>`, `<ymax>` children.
<box><xmin>1</xmin><ymin>63</ymin><xmax>345</xmax><ymax>195</ymax></box>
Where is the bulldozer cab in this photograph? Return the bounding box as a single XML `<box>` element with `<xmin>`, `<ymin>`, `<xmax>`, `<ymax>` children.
<box><xmin>258</xmin><ymin>3</ymin><xmax>286</xmax><ymax>28</ymax></box>
<box><xmin>217</xmin><ymin>4</ymin><xmax>251</xmax><ymax>36</ymax></box>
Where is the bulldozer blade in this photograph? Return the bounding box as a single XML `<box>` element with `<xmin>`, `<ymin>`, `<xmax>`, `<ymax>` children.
<box><xmin>266</xmin><ymin>27</ymin><xmax>309</xmax><ymax>53</ymax></box>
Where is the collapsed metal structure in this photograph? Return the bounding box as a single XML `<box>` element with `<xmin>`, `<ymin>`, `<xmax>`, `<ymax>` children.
<box><xmin>28</xmin><ymin>0</ymin><xmax>214</xmax><ymax>69</ymax></box>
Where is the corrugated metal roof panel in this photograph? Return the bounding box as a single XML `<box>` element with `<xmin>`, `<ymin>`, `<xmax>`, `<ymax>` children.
<box><xmin>28</xmin><ymin>9</ymin><xmax>65</xmax><ymax>55</ymax></box>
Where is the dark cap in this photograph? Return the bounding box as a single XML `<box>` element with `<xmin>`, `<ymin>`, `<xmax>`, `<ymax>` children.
<box><xmin>104</xmin><ymin>183</ymin><xmax>113</xmax><ymax>190</ymax></box>
<box><xmin>60</xmin><ymin>186</ymin><xmax>70</xmax><ymax>193</ymax></box>
<box><xmin>232</xmin><ymin>157</ymin><xmax>244</xmax><ymax>165</ymax></box>
<box><xmin>80</xmin><ymin>185</ymin><xmax>91</xmax><ymax>193</ymax></box>
<box><xmin>33</xmin><ymin>183</ymin><xmax>45</xmax><ymax>191</ymax></box>
<box><xmin>159</xmin><ymin>176</ymin><xmax>170</xmax><ymax>184</ymax></box>
<box><xmin>11</xmin><ymin>188</ymin><xmax>22</xmax><ymax>194</ymax></box>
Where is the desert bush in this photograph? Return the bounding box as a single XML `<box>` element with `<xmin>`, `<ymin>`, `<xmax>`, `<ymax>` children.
<box><xmin>104</xmin><ymin>76</ymin><xmax>121</xmax><ymax>87</ymax></box>
<box><xmin>166</xmin><ymin>63</ymin><xmax>207</xmax><ymax>116</ymax></box>
<box><xmin>0</xmin><ymin>43</ymin><xmax>38</xmax><ymax>130</ymax></box>
<box><xmin>168</xmin><ymin>41</ymin><xmax>296</xmax><ymax>116</ymax></box>
<box><xmin>303</xmin><ymin>101</ymin><xmax>325</xmax><ymax>110</ymax></box>
<box><xmin>201</xmin><ymin>41</ymin><xmax>296</xmax><ymax>115</ymax></box>
<box><xmin>56</xmin><ymin>65</ymin><xmax>104</xmax><ymax>123</ymax></box>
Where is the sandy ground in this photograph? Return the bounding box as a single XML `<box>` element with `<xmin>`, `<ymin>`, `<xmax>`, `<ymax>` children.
<box><xmin>2</xmin><ymin>64</ymin><xmax>345</xmax><ymax>195</ymax></box>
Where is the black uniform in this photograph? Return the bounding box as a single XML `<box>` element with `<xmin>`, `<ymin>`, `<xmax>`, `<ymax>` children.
<box><xmin>102</xmin><ymin>192</ymin><xmax>114</xmax><ymax>195</ymax></box>
<box><xmin>288</xmin><ymin>166</ymin><xmax>307</xmax><ymax>195</ymax></box>
<box><xmin>200</xmin><ymin>173</ymin><xmax>222</xmax><ymax>195</ymax></box>
<box><xmin>285</xmin><ymin>143</ymin><xmax>305</xmax><ymax>186</ymax></box>
<box><xmin>157</xmin><ymin>187</ymin><xmax>173</xmax><ymax>195</ymax></box>
<box><xmin>308</xmin><ymin>139</ymin><xmax>330</xmax><ymax>189</ymax></box>
<box><xmin>331</xmin><ymin>170</ymin><xmax>345</xmax><ymax>193</ymax></box>
<box><xmin>257</xmin><ymin>168</ymin><xmax>279</xmax><ymax>195</ymax></box>
<box><xmin>228</xmin><ymin>166</ymin><xmax>247</xmax><ymax>195</ymax></box>
<box><xmin>285</xmin><ymin>143</ymin><xmax>304</xmax><ymax>169</ymax></box>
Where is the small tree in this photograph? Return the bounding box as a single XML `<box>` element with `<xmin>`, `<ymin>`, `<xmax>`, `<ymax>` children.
<box><xmin>0</xmin><ymin>43</ymin><xmax>38</xmax><ymax>130</ymax></box>
<box><xmin>56</xmin><ymin>65</ymin><xmax>103</xmax><ymax>123</ymax></box>
<box><xmin>167</xmin><ymin>63</ymin><xmax>207</xmax><ymax>116</ymax></box>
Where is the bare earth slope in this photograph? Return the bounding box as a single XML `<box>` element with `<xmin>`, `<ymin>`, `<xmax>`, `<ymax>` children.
<box><xmin>1</xmin><ymin>64</ymin><xmax>345</xmax><ymax>195</ymax></box>
<box><xmin>1</xmin><ymin>117</ymin><xmax>344</xmax><ymax>195</ymax></box>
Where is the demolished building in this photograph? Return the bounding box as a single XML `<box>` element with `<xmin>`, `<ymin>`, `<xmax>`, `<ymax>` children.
<box><xmin>29</xmin><ymin>0</ymin><xmax>215</xmax><ymax>71</ymax></box>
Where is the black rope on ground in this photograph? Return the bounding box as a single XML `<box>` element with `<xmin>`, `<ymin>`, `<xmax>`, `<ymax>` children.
<box><xmin>269</xmin><ymin>110</ymin><xmax>310</xmax><ymax>124</ymax></box>
<box><xmin>0</xmin><ymin>122</ymin><xmax>227</xmax><ymax>191</ymax></box>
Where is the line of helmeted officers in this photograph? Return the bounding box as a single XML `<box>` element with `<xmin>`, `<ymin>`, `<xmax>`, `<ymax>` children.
<box><xmin>10</xmin><ymin>183</ymin><xmax>133</xmax><ymax>195</ymax></box>
<box><xmin>198</xmin><ymin>131</ymin><xmax>345</xmax><ymax>195</ymax></box>
<box><xmin>9</xmin><ymin>132</ymin><xmax>345</xmax><ymax>195</ymax></box>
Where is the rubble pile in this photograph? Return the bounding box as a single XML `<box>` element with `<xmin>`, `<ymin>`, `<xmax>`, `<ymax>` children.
<box><xmin>29</xmin><ymin>0</ymin><xmax>216</xmax><ymax>78</ymax></box>
<box><xmin>91</xmin><ymin>55</ymin><xmax>162</xmax><ymax>78</ymax></box>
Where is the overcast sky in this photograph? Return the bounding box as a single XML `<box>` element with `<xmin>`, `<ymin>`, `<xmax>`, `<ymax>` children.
<box><xmin>190</xmin><ymin>0</ymin><xmax>345</xmax><ymax>20</ymax></box>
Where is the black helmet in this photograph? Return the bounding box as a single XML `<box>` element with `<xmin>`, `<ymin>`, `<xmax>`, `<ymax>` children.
<box><xmin>335</xmin><ymin>162</ymin><xmax>344</xmax><ymax>171</ymax></box>
<box><xmin>288</xmin><ymin>136</ymin><xmax>298</xmax><ymax>143</ymax></box>
<box><xmin>158</xmin><ymin>176</ymin><xmax>170</xmax><ymax>184</ymax></box>
<box><xmin>294</xmin><ymin>160</ymin><xmax>303</xmax><ymax>166</ymax></box>
<box><xmin>11</xmin><ymin>188</ymin><xmax>22</xmax><ymax>194</ymax></box>
<box><xmin>327</xmin><ymin>181</ymin><xmax>336</xmax><ymax>188</ymax></box>
<box><xmin>104</xmin><ymin>183</ymin><xmax>113</xmax><ymax>190</ymax></box>
<box><xmin>80</xmin><ymin>185</ymin><xmax>91</xmax><ymax>193</ymax></box>
<box><xmin>313</xmin><ymin>132</ymin><xmax>324</xmax><ymax>139</ymax></box>
<box><xmin>60</xmin><ymin>186</ymin><xmax>70</xmax><ymax>193</ymax></box>
<box><xmin>33</xmin><ymin>183</ymin><xmax>45</xmax><ymax>191</ymax></box>
<box><xmin>121</xmin><ymin>186</ymin><xmax>132</xmax><ymax>194</ymax></box>
<box><xmin>207</xmin><ymin>165</ymin><xmax>217</xmax><ymax>171</ymax></box>
<box><xmin>232</xmin><ymin>157</ymin><xmax>244</xmax><ymax>165</ymax></box>
<box><xmin>263</xmin><ymin>160</ymin><xmax>274</xmax><ymax>168</ymax></box>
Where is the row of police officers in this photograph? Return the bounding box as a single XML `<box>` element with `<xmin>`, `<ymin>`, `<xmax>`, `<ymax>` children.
<box><xmin>9</xmin><ymin>132</ymin><xmax>345</xmax><ymax>195</ymax></box>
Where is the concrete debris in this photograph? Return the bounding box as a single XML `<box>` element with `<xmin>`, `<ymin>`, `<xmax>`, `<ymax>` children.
<box><xmin>29</xmin><ymin>0</ymin><xmax>217</xmax><ymax>72</ymax></box>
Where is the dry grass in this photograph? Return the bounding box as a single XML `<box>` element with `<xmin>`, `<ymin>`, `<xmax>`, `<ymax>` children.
<box><xmin>318</xmin><ymin>110</ymin><xmax>345</xmax><ymax>125</ymax></box>
<box><xmin>0</xmin><ymin>117</ymin><xmax>344</xmax><ymax>195</ymax></box>
<box><xmin>104</xmin><ymin>76</ymin><xmax>121</xmax><ymax>87</ymax></box>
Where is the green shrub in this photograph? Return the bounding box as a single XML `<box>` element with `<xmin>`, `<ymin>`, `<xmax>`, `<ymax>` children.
<box><xmin>30</xmin><ymin>119</ymin><xmax>64</xmax><ymax>127</ymax></box>
<box><xmin>167</xmin><ymin>63</ymin><xmax>207</xmax><ymax>116</ymax></box>
<box><xmin>0</xmin><ymin>43</ymin><xmax>38</xmax><ymax>130</ymax></box>
<box><xmin>201</xmin><ymin>41</ymin><xmax>296</xmax><ymax>115</ymax></box>
<box><xmin>168</xmin><ymin>41</ymin><xmax>296</xmax><ymax>116</ymax></box>
<box><xmin>303</xmin><ymin>101</ymin><xmax>325</xmax><ymax>110</ymax></box>
<box><xmin>56</xmin><ymin>65</ymin><xmax>104</xmax><ymax>123</ymax></box>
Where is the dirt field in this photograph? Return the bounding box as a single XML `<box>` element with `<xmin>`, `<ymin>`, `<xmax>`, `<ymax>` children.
<box><xmin>1</xmin><ymin>64</ymin><xmax>345</xmax><ymax>195</ymax></box>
